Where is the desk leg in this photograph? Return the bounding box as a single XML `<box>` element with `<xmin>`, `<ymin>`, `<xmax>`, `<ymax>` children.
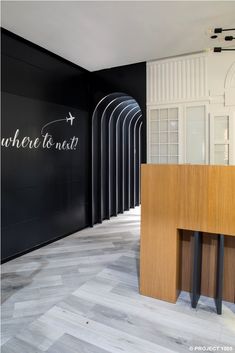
<box><xmin>191</xmin><ymin>231</ymin><xmax>202</xmax><ymax>309</ymax></box>
<box><xmin>215</xmin><ymin>234</ymin><xmax>224</xmax><ymax>315</ymax></box>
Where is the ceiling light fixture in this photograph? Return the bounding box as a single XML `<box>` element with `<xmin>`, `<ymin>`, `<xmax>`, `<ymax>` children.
<box><xmin>211</xmin><ymin>27</ymin><xmax>235</xmax><ymax>52</ymax></box>
<box><xmin>214</xmin><ymin>27</ymin><xmax>235</xmax><ymax>33</ymax></box>
<box><xmin>213</xmin><ymin>47</ymin><xmax>235</xmax><ymax>52</ymax></box>
<box><xmin>224</xmin><ymin>36</ymin><xmax>235</xmax><ymax>41</ymax></box>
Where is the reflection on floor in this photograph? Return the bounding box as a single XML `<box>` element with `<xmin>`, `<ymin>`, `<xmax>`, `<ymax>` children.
<box><xmin>1</xmin><ymin>207</ymin><xmax>235</xmax><ymax>353</ymax></box>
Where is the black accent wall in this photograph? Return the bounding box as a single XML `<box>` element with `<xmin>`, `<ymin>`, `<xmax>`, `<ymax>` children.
<box><xmin>1</xmin><ymin>28</ymin><xmax>146</xmax><ymax>262</ymax></box>
<box><xmin>1</xmin><ymin>29</ymin><xmax>90</xmax><ymax>261</ymax></box>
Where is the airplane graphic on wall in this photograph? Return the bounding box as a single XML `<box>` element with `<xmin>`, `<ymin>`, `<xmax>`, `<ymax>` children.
<box><xmin>41</xmin><ymin>112</ymin><xmax>77</xmax><ymax>136</ymax></box>
<box><xmin>66</xmin><ymin>112</ymin><xmax>75</xmax><ymax>126</ymax></box>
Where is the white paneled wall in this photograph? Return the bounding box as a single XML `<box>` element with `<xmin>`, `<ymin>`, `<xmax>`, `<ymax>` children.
<box><xmin>147</xmin><ymin>52</ymin><xmax>235</xmax><ymax>165</ymax></box>
<box><xmin>147</xmin><ymin>54</ymin><xmax>208</xmax><ymax>105</ymax></box>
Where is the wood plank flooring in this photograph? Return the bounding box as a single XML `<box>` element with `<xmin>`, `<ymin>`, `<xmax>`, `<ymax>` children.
<box><xmin>1</xmin><ymin>207</ymin><xmax>235</xmax><ymax>352</ymax></box>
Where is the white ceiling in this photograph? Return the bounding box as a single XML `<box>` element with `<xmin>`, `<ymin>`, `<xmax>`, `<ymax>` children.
<box><xmin>1</xmin><ymin>1</ymin><xmax>235</xmax><ymax>71</ymax></box>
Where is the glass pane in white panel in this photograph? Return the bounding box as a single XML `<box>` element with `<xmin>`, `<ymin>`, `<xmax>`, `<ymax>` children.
<box><xmin>169</xmin><ymin>132</ymin><xmax>178</xmax><ymax>143</ymax></box>
<box><xmin>150</xmin><ymin>121</ymin><xmax>159</xmax><ymax>131</ymax></box>
<box><xmin>168</xmin><ymin>120</ymin><xmax>178</xmax><ymax>131</ymax></box>
<box><xmin>159</xmin><ymin>156</ymin><xmax>168</xmax><ymax>163</ymax></box>
<box><xmin>150</xmin><ymin>144</ymin><xmax>159</xmax><ymax>155</ymax></box>
<box><xmin>214</xmin><ymin>144</ymin><xmax>229</xmax><ymax>165</ymax></box>
<box><xmin>160</xmin><ymin>120</ymin><xmax>168</xmax><ymax>131</ymax></box>
<box><xmin>149</xmin><ymin>107</ymin><xmax>179</xmax><ymax>165</ymax></box>
<box><xmin>151</xmin><ymin>156</ymin><xmax>159</xmax><ymax>163</ymax></box>
<box><xmin>160</xmin><ymin>144</ymin><xmax>168</xmax><ymax>155</ymax></box>
<box><xmin>150</xmin><ymin>109</ymin><xmax>159</xmax><ymax>120</ymax></box>
<box><xmin>168</xmin><ymin>156</ymin><xmax>178</xmax><ymax>163</ymax></box>
<box><xmin>160</xmin><ymin>109</ymin><xmax>168</xmax><ymax>120</ymax></box>
<box><xmin>186</xmin><ymin>106</ymin><xmax>206</xmax><ymax>164</ymax></box>
<box><xmin>168</xmin><ymin>108</ymin><xmax>178</xmax><ymax>119</ymax></box>
<box><xmin>214</xmin><ymin>116</ymin><xmax>229</xmax><ymax>141</ymax></box>
<box><xmin>160</xmin><ymin>132</ymin><xmax>168</xmax><ymax>143</ymax></box>
<box><xmin>151</xmin><ymin>132</ymin><xmax>159</xmax><ymax>143</ymax></box>
<box><xmin>169</xmin><ymin>144</ymin><xmax>178</xmax><ymax>155</ymax></box>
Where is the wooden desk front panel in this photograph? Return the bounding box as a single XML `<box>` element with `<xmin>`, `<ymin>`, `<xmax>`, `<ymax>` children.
<box><xmin>140</xmin><ymin>165</ymin><xmax>235</xmax><ymax>303</ymax></box>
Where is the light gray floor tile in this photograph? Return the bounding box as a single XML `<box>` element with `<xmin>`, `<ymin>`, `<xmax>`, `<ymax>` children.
<box><xmin>47</xmin><ymin>333</ymin><xmax>110</xmax><ymax>353</ymax></box>
<box><xmin>1</xmin><ymin>206</ymin><xmax>234</xmax><ymax>353</ymax></box>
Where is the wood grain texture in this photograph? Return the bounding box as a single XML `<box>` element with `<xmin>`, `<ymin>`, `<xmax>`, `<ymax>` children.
<box><xmin>140</xmin><ymin>165</ymin><xmax>235</xmax><ymax>303</ymax></box>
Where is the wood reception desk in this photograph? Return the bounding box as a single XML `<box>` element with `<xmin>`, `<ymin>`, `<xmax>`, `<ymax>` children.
<box><xmin>140</xmin><ymin>165</ymin><xmax>235</xmax><ymax>308</ymax></box>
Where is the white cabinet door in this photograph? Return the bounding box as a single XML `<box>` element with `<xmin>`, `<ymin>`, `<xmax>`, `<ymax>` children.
<box><xmin>148</xmin><ymin>106</ymin><xmax>181</xmax><ymax>164</ymax></box>
<box><xmin>185</xmin><ymin>105</ymin><xmax>208</xmax><ymax>164</ymax></box>
<box><xmin>210</xmin><ymin>113</ymin><xmax>233</xmax><ymax>165</ymax></box>
<box><xmin>148</xmin><ymin>104</ymin><xmax>234</xmax><ymax>165</ymax></box>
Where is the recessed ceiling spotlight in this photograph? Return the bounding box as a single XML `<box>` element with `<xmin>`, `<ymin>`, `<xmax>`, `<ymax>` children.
<box><xmin>204</xmin><ymin>48</ymin><xmax>212</xmax><ymax>53</ymax></box>
<box><xmin>206</xmin><ymin>28</ymin><xmax>213</xmax><ymax>36</ymax></box>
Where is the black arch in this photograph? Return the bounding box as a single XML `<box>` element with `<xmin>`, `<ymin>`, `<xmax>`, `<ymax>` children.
<box><xmin>109</xmin><ymin>100</ymin><xmax>135</xmax><ymax>217</ymax></box>
<box><xmin>126</xmin><ymin>109</ymin><xmax>141</xmax><ymax>210</ymax></box>
<box><xmin>91</xmin><ymin>93</ymin><xmax>125</xmax><ymax>225</ymax></box>
<box><xmin>138</xmin><ymin>122</ymin><xmax>143</xmax><ymax>205</ymax></box>
<box><xmin>133</xmin><ymin>115</ymin><xmax>142</xmax><ymax>207</ymax></box>
<box><xmin>91</xmin><ymin>93</ymin><xmax>143</xmax><ymax>226</ymax></box>
<box><xmin>116</xmin><ymin>103</ymin><xmax>138</xmax><ymax>214</ymax></box>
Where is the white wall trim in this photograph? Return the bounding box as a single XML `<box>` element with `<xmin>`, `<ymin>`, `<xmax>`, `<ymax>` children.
<box><xmin>147</xmin><ymin>52</ymin><xmax>235</xmax><ymax>165</ymax></box>
<box><xmin>147</xmin><ymin>54</ymin><xmax>208</xmax><ymax>105</ymax></box>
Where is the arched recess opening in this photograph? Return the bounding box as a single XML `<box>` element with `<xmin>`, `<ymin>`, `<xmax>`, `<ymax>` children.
<box><xmin>225</xmin><ymin>61</ymin><xmax>235</xmax><ymax>89</ymax></box>
<box><xmin>91</xmin><ymin>92</ymin><xmax>143</xmax><ymax>226</ymax></box>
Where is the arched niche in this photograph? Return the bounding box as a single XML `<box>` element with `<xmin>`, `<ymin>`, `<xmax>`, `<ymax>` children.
<box><xmin>91</xmin><ymin>93</ymin><xmax>143</xmax><ymax>225</ymax></box>
<box><xmin>225</xmin><ymin>61</ymin><xmax>235</xmax><ymax>107</ymax></box>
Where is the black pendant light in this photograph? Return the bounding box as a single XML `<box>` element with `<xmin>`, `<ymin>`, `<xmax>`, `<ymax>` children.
<box><xmin>210</xmin><ymin>27</ymin><xmax>235</xmax><ymax>52</ymax></box>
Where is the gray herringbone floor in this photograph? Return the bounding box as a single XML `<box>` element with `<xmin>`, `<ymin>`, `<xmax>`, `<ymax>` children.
<box><xmin>1</xmin><ymin>207</ymin><xmax>235</xmax><ymax>352</ymax></box>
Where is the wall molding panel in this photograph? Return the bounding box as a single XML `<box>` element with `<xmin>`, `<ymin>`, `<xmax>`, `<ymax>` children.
<box><xmin>147</xmin><ymin>52</ymin><xmax>235</xmax><ymax>166</ymax></box>
<box><xmin>147</xmin><ymin>54</ymin><xmax>208</xmax><ymax>105</ymax></box>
